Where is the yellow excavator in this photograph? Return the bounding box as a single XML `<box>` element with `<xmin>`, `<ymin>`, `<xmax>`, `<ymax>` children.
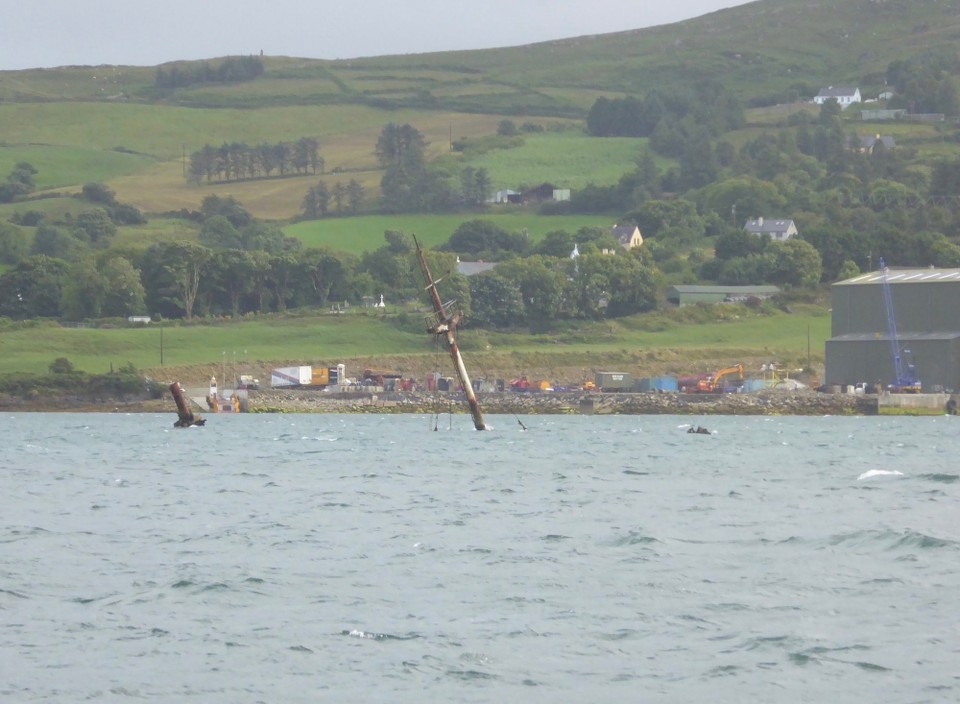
<box><xmin>695</xmin><ymin>364</ymin><xmax>744</xmax><ymax>393</ymax></box>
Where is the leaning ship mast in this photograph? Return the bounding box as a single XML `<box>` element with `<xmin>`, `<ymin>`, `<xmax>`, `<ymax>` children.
<box><xmin>413</xmin><ymin>235</ymin><xmax>486</xmax><ymax>431</ymax></box>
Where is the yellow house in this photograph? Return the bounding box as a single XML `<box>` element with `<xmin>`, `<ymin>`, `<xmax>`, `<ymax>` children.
<box><xmin>611</xmin><ymin>223</ymin><xmax>643</xmax><ymax>249</ymax></box>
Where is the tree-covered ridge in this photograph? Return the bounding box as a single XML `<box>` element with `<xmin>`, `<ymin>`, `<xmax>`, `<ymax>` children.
<box><xmin>154</xmin><ymin>55</ymin><xmax>265</xmax><ymax>90</ymax></box>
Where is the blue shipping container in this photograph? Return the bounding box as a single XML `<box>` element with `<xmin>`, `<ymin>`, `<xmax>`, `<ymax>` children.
<box><xmin>638</xmin><ymin>376</ymin><xmax>678</xmax><ymax>392</ymax></box>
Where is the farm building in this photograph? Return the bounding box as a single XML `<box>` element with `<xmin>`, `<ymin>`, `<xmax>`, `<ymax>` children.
<box><xmin>666</xmin><ymin>285</ymin><xmax>780</xmax><ymax>306</ymax></box>
<box><xmin>825</xmin><ymin>267</ymin><xmax>960</xmax><ymax>391</ymax></box>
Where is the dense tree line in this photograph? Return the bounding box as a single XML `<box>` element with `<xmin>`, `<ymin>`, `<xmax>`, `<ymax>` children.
<box><xmin>301</xmin><ymin>180</ymin><xmax>366</xmax><ymax>217</ymax></box>
<box><xmin>0</xmin><ymin>179</ymin><xmax>145</xmax><ymax>269</ymax></box>
<box><xmin>0</xmin><ymin>203</ymin><xmax>666</xmax><ymax>327</ymax></box>
<box><xmin>154</xmin><ymin>56</ymin><xmax>264</xmax><ymax>90</ymax></box>
<box><xmin>886</xmin><ymin>51</ymin><xmax>960</xmax><ymax>116</ymax></box>
<box><xmin>586</xmin><ymin>83</ymin><xmax>745</xmax><ymax>146</ymax></box>
<box><xmin>376</xmin><ymin>122</ymin><xmax>490</xmax><ymax>213</ymax></box>
<box><xmin>188</xmin><ymin>137</ymin><xmax>322</xmax><ymax>183</ymax></box>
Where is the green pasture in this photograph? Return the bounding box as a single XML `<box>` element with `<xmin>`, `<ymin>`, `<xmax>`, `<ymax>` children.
<box><xmin>0</xmin><ymin>306</ymin><xmax>832</xmax><ymax>379</ymax></box>
<box><xmin>0</xmin><ymin>65</ymin><xmax>155</xmax><ymax>101</ymax></box>
<box><xmin>285</xmin><ymin>213</ymin><xmax>615</xmax><ymax>254</ymax></box>
<box><xmin>0</xmin><ymin>194</ymin><xmax>104</xmax><ymax>223</ymax></box>
<box><xmin>114</xmin><ymin>219</ymin><xmax>201</xmax><ymax>249</ymax></box>
<box><xmin>173</xmin><ymin>79</ymin><xmax>346</xmax><ymax>107</ymax></box>
<box><xmin>0</xmin><ymin>314</ymin><xmax>427</xmax><ymax>377</ymax></box>
<box><xmin>0</xmin><ymin>144</ymin><xmax>154</xmax><ymax>190</ymax></box>
<box><xmin>0</xmin><ymin>103</ymin><xmax>434</xmax><ymax>161</ymax></box>
<box><xmin>454</xmin><ymin>131</ymin><xmax>649</xmax><ymax>190</ymax></box>
<box><xmin>478</xmin><ymin>305</ymin><xmax>830</xmax><ymax>361</ymax></box>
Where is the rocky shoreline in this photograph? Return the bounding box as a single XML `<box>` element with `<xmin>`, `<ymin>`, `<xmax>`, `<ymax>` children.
<box><xmin>245</xmin><ymin>388</ymin><xmax>876</xmax><ymax>416</ymax></box>
<box><xmin>0</xmin><ymin>388</ymin><xmax>878</xmax><ymax>416</ymax></box>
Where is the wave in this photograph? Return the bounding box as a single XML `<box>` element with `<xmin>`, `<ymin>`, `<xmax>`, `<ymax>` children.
<box><xmin>341</xmin><ymin>629</ymin><xmax>422</xmax><ymax>641</ymax></box>
<box><xmin>604</xmin><ymin>530</ymin><xmax>660</xmax><ymax>547</ymax></box>
<box><xmin>827</xmin><ymin>528</ymin><xmax>958</xmax><ymax>551</ymax></box>
<box><xmin>857</xmin><ymin>469</ymin><xmax>904</xmax><ymax>480</ymax></box>
<box><xmin>919</xmin><ymin>473</ymin><xmax>959</xmax><ymax>483</ymax></box>
<box><xmin>789</xmin><ymin>645</ymin><xmax>891</xmax><ymax>672</ymax></box>
<box><xmin>0</xmin><ymin>588</ymin><xmax>29</xmax><ymax>599</ymax></box>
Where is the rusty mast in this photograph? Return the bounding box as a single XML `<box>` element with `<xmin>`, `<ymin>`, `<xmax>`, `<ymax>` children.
<box><xmin>413</xmin><ymin>235</ymin><xmax>487</xmax><ymax>431</ymax></box>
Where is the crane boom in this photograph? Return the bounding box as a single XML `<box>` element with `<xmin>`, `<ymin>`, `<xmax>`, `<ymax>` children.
<box><xmin>878</xmin><ymin>258</ymin><xmax>920</xmax><ymax>391</ymax></box>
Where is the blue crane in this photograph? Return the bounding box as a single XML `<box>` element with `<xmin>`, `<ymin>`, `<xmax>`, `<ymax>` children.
<box><xmin>878</xmin><ymin>258</ymin><xmax>920</xmax><ymax>392</ymax></box>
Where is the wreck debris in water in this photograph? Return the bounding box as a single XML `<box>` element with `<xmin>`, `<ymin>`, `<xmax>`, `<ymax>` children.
<box><xmin>170</xmin><ymin>382</ymin><xmax>206</xmax><ymax>427</ymax></box>
<box><xmin>413</xmin><ymin>235</ymin><xmax>487</xmax><ymax>431</ymax></box>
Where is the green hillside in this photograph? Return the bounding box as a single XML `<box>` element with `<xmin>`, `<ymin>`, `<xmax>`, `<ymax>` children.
<box><xmin>1</xmin><ymin>0</ymin><xmax>959</xmax><ymax>386</ymax></box>
<box><xmin>1</xmin><ymin>0</ymin><xmax>959</xmax><ymax>219</ymax></box>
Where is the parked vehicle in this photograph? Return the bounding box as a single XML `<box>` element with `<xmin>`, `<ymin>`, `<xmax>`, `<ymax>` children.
<box><xmin>236</xmin><ymin>374</ymin><xmax>259</xmax><ymax>390</ymax></box>
<box><xmin>694</xmin><ymin>364</ymin><xmax>744</xmax><ymax>393</ymax></box>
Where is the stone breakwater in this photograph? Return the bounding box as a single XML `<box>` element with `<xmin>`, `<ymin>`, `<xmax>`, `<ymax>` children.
<box><xmin>249</xmin><ymin>388</ymin><xmax>876</xmax><ymax>416</ymax></box>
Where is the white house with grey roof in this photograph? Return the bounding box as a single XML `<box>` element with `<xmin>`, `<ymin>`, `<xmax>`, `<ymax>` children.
<box><xmin>813</xmin><ymin>86</ymin><xmax>862</xmax><ymax>110</ymax></box>
<box><xmin>851</xmin><ymin>134</ymin><xmax>896</xmax><ymax>153</ymax></box>
<box><xmin>744</xmin><ymin>217</ymin><xmax>797</xmax><ymax>241</ymax></box>
<box><xmin>456</xmin><ymin>257</ymin><xmax>498</xmax><ymax>276</ymax></box>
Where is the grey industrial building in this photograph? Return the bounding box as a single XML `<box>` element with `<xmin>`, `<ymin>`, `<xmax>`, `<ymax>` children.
<box><xmin>666</xmin><ymin>285</ymin><xmax>780</xmax><ymax>306</ymax></box>
<box><xmin>825</xmin><ymin>267</ymin><xmax>960</xmax><ymax>391</ymax></box>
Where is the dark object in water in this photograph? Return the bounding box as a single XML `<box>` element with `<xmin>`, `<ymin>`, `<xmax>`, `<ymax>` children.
<box><xmin>170</xmin><ymin>382</ymin><xmax>206</xmax><ymax>428</ymax></box>
<box><xmin>687</xmin><ymin>425</ymin><xmax>710</xmax><ymax>435</ymax></box>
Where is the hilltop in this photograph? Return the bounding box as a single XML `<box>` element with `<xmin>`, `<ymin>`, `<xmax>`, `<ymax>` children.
<box><xmin>2</xmin><ymin>0</ymin><xmax>960</xmax><ymax>220</ymax></box>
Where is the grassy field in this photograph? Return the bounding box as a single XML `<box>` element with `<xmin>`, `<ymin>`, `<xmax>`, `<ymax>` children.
<box><xmin>448</xmin><ymin>131</ymin><xmax>649</xmax><ymax>191</ymax></box>
<box><xmin>284</xmin><ymin>213</ymin><xmax>617</xmax><ymax>254</ymax></box>
<box><xmin>0</xmin><ymin>103</ymin><xmax>445</xmax><ymax>160</ymax></box>
<box><xmin>113</xmin><ymin>218</ymin><xmax>201</xmax><ymax>248</ymax></box>
<box><xmin>50</xmin><ymin>108</ymin><xmax>533</xmax><ymax>217</ymax></box>
<box><xmin>0</xmin><ymin>305</ymin><xmax>832</xmax><ymax>386</ymax></box>
<box><xmin>0</xmin><ymin>314</ymin><xmax>426</xmax><ymax>378</ymax></box>
<box><xmin>0</xmin><ymin>145</ymin><xmax>155</xmax><ymax>190</ymax></box>
<box><xmin>0</xmin><ymin>194</ymin><xmax>105</xmax><ymax>223</ymax></box>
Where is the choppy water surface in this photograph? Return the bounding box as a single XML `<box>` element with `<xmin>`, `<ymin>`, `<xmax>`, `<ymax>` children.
<box><xmin>1</xmin><ymin>412</ymin><xmax>958</xmax><ymax>702</ymax></box>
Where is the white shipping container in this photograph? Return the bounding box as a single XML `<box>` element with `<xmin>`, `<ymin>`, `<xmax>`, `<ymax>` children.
<box><xmin>271</xmin><ymin>366</ymin><xmax>313</xmax><ymax>387</ymax></box>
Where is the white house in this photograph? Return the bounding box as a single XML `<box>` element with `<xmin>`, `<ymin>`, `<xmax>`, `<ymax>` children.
<box><xmin>488</xmin><ymin>189</ymin><xmax>518</xmax><ymax>204</ymax></box>
<box><xmin>456</xmin><ymin>256</ymin><xmax>498</xmax><ymax>276</ymax></box>
<box><xmin>744</xmin><ymin>217</ymin><xmax>797</xmax><ymax>241</ymax></box>
<box><xmin>851</xmin><ymin>134</ymin><xmax>896</xmax><ymax>153</ymax></box>
<box><xmin>813</xmin><ymin>86</ymin><xmax>862</xmax><ymax>110</ymax></box>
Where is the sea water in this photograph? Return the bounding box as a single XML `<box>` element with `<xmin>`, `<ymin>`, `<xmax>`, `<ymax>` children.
<box><xmin>1</xmin><ymin>412</ymin><xmax>957</xmax><ymax>703</ymax></box>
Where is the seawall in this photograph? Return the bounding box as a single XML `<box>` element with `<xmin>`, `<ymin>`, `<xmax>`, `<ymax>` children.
<box><xmin>248</xmin><ymin>388</ymin><xmax>878</xmax><ymax>416</ymax></box>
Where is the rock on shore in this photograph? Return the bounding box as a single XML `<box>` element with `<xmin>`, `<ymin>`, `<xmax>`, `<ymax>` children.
<box><xmin>0</xmin><ymin>387</ymin><xmax>875</xmax><ymax>416</ymax></box>
<box><xmin>247</xmin><ymin>388</ymin><xmax>874</xmax><ymax>416</ymax></box>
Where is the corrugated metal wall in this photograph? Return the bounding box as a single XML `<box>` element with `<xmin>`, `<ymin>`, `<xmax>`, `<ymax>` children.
<box><xmin>827</xmin><ymin>274</ymin><xmax>960</xmax><ymax>392</ymax></box>
<box><xmin>825</xmin><ymin>337</ymin><xmax>960</xmax><ymax>391</ymax></box>
<box><xmin>832</xmin><ymin>280</ymin><xmax>960</xmax><ymax>336</ymax></box>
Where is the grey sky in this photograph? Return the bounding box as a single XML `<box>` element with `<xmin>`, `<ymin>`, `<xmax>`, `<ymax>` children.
<box><xmin>1</xmin><ymin>0</ymin><xmax>754</xmax><ymax>71</ymax></box>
